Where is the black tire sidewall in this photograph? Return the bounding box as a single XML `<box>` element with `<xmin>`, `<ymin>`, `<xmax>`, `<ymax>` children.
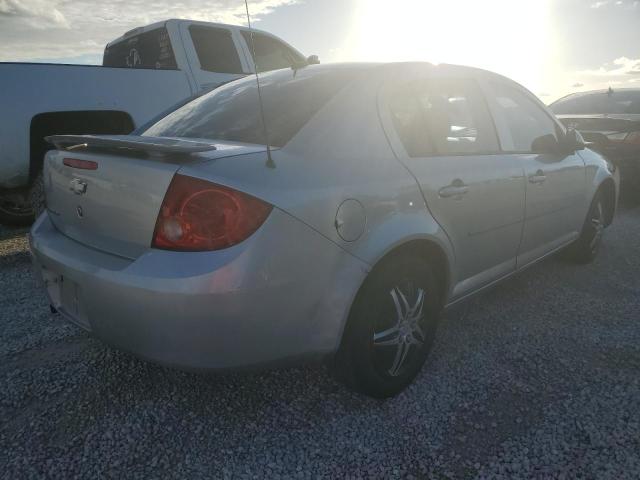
<box><xmin>342</xmin><ymin>255</ymin><xmax>441</xmax><ymax>398</ymax></box>
<box><xmin>0</xmin><ymin>197</ymin><xmax>34</xmax><ymax>227</ymax></box>
<box><xmin>569</xmin><ymin>191</ymin><xmax>604</xmax><ymax>264</ymax></box>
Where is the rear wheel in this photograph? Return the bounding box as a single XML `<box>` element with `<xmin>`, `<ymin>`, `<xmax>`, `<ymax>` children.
<box><xmin>0</xmin><ymin>193</ymin><xmax>34</xmax><ymax>226</ymax></box>
<box><xmin>566</xmin><ymin>191</ymin><xmax>605</xmax><ymax>264</ymax></box>
<box><xmin>334</xmin><ymin>255</ymin><xmax>441</xmax><ymax>398</ymax></box>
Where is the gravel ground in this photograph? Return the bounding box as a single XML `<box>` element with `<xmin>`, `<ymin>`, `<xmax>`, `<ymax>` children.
<box><xmin>1</xmin><ymin>204</ymin><xmax>639</xmax><ymax>480</ymax></box>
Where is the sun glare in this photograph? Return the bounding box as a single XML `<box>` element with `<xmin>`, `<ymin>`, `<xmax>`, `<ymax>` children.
<box><xmin>341</xmin><ymin>0</ymin><xmax>559</xmax><ymax>97</ymax></box>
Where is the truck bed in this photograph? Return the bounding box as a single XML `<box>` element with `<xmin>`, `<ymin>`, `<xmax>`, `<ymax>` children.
<box><xmin>0</xmin><ymin>63</ymin><xmax>195</xmax><ymax>188</ymax></box>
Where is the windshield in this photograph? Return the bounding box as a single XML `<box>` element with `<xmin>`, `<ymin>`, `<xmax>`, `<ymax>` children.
<box><xmin>551</xmin><ymin>91</ymin><xmax>640</xmax><ymax>115</ymax></box>
<box><xmin>103</xmin><ymin>27</ymin><xmax>177</xmax><ymax>70</ymax></box>
<box><xmin>143</xmin><ymin>67</ymin><xmax>362</xmax><ymax>147</ymax></box>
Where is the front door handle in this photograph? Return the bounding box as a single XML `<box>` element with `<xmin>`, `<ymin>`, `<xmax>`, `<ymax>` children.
<box><xmin>528</xmin><ymin>169</ymin><xmax>547</xmax><ymax>184</ymax></box>
<box><xmin>438</xmin><ymin>180</ymin><xmax>469</xmax><ymax>198</ymax></box>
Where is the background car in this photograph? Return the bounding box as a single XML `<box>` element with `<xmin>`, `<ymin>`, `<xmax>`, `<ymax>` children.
<box><xmin>30</xmin><ymin>63</ymin><xmax>616</xmax><ymax>398</ymax></box>
<box><xmin>550</xmin><ymin>88</ymin><xmax>640</xmax><ymax>199</ymax></box>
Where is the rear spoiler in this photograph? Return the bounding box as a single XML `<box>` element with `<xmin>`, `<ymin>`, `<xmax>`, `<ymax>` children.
<box><xmin>45</xmin><ymin>135</ymin><xmax>217</xmax><ymax>154</ymax></box>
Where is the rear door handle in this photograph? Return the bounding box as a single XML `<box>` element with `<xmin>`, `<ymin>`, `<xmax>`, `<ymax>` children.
<box><xmin>438</xmin><ymin>181</ymin><xmax>469</xmax><ymax>198</ymax></box>
<box><xmin>528</xmin><ymin>169</ymin><xmax>547</xmax><ymax>184</ymax></box>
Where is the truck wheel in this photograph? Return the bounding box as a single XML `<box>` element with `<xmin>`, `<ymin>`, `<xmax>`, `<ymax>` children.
<box><xmin>0</xmin><ymin>195</ymin><xmax>34</xmax><ymax>226</ymax></box>
<box><xmin>29</xmin><ymin>172</ymin><xmax>46</xmax><ymax>219</ymax></box>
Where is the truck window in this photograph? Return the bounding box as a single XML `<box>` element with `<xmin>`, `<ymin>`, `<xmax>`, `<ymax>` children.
<box><xmin>241</xmin><ymin>31</ymin><xmax>305</xmax><ymax>72</ymax></box>
<box><xmin>189</xmin><ymin>26</ymin><xmax>244</xmax><ymax>74</ymax></box>
<box><xmin>143</xmin><ymin>68</ymin><xmax>361</xmax><ymax>147</ymax></box>
<box><xmin>103</xmin><ymin>27</ymin><xmax>177</xmax><ymax>70</ymax></box>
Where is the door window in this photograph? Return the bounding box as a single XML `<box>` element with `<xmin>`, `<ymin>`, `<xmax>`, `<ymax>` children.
<box><xmin>189</xmin><ymin>26</ymin><xmax>244</xmax><ymax>74</ymax></box>
<box><xmin>241</xmin><ymin>31</ymin><xmax>305</xmax><ymax>72</ymax></box>
<box><xmin>388</xmin><ymin>78</ymin><xmax>499</xmax><ymax>157</ymax></box>
<box><xmin>489</xmin><ymin>82</ymin><xmax>559</xmax><ymax>152</ymax></box>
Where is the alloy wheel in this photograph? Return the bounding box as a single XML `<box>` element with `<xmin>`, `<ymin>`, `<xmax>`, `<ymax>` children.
<box><xmin>372</xmin><ymin>285</ymin><xmax>427</xmax><ymax>377</ymax></box>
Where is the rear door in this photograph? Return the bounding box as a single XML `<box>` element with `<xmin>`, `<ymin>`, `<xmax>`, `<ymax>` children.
<box><xmin>179</xmin><ymin>23</ymin><xmax>249</xmax><ymax>94</ymax></box>
<box><xmin>482</xmin><ymin>80</ymin><xmax>586</xmax><ymax>267</ymax></box>
<box><xmin>382</xmin><ymin>76</ymin><xmax>526</xmax><ymax>300</ymax></box>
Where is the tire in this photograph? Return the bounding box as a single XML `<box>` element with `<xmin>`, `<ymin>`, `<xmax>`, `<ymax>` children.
<box><xmin>0</xmin><ymin>193</ymin><xmax>34</xmax><ymax>226</ymax></box>
<box><xmin>334</xmin><ymin>254</ymin><xmax>442</xmax><ymax>398</ymax></box>
<box><xmin>566</xmin><ymin>191</ymin><xmax>606</xmax><ymax>264</ymax></box>
<box><xmin>28</xmin><ymin>172</ymin><xmax>46</xmax><ymax>219</ymax></box>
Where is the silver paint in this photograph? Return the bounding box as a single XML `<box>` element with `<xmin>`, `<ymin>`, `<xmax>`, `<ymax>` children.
<box><xmin>30</xmin><ymin>63</ymin><xmax>617</xmax><ymax>370</ymax></box>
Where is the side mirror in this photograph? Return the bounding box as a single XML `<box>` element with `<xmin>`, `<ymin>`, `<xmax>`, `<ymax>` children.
<box><xmin>307</xmin><ymin>55</ymin><xmax>320</xmax><ymax>65</ymax></box>
<box><xmin>532</xmin><ymin>130</ymin><xmax>586</xmax><ymax>155</ymax></box>
<box><xmin>561</xmin><ymin>128</ymin><xmax>586</xmax><ymax>152</ymax></box>
<box><xmin>531</xmin><ymin>134</ymin><xmax>560</xmax><ymax>154</ymax></box>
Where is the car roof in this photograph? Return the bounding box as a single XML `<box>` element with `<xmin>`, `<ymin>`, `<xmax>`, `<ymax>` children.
<box><xmin>552</xmin><ymin>88</ymin><xmax>640</xmax><ymax>105</ymax></box>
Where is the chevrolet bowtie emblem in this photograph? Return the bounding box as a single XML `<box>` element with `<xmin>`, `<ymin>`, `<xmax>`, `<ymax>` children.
<box><xmin>69</xmin><ymin>178</ymin><xmax>87</xmax><ymax>195</ymax></box>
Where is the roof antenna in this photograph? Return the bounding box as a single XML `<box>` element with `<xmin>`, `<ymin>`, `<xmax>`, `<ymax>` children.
<box><xmin>244</xmin><ymin>0</ymin><xmax>276</xmax><ymax>169</ymax></box>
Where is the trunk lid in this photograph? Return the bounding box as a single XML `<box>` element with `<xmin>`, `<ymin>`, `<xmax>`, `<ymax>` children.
<box><xmin>44</xmin><ymin>135</ymin><xmax>265</xmax><ymax>258</ymax></box>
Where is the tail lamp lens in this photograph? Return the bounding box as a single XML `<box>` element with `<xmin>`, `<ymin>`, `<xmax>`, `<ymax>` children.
<box><xmin>152</xmin><ymin>174</ymin><xmax>272</xmax><ymax>251</ymax></box>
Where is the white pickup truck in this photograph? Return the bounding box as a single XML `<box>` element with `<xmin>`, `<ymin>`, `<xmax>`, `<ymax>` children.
<box><xmin>0</xmin><ymin>18</ymin><xmax>316</xmax><ymax>225</ymax></box>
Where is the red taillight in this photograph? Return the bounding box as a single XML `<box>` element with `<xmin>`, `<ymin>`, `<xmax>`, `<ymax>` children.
<box><xmin>63</xmin><ymin>158</ymin><xmax>98</xmax><ymax>170</ymax></box>
<box><xmin>152</xmin><ymin>174</ymin><xmax>272</xmax><ymax>252</ymax></box>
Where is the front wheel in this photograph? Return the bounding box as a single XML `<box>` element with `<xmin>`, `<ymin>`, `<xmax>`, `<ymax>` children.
<box><xmin>566</xmin><ymin>191</ymin><xmax>605</xmax><ymax>264</ymax></box>
<box><xmin>334</xmin><ymin>254</ymin><xmax>442</xmax><ymax>398</ymax></box>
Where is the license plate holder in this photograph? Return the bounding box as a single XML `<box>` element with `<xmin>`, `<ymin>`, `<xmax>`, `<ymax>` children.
<box><xmin>41</xmin><ymin>268</ymin><xmax>90</xmax><ymax>330</ymax></box>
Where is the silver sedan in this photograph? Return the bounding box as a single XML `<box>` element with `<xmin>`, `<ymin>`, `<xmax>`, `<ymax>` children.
<box><xmin>30</xmin><ymin>63</ymin><xmax>617</xmax><ymax>397</ymax></box>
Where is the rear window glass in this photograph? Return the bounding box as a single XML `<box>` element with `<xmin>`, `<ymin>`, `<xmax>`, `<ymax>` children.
<box><xmin>143</xmin><ymin>68</ymin><xmax>360</xmax><ymax>147</ymax></box>
<box><xmin>551</xmin><ymin>91</ymin><xmax>640</xmax><ymax>115</ymax></box>
<box><xmin>103</xmin><ymin>27</ymin><xmax>177</xmax><ymax>69</ymax></box>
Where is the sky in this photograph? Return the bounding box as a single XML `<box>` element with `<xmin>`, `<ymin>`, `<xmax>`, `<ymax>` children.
<box><xmin>1</xmin><ymin>0</ymin><xmax>639</xmax><ymax>102</ymax></box>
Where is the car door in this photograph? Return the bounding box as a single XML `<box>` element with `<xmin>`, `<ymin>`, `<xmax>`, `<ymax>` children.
<box><xmin>383</xmin><ymin>76</ymin><xmax>526</xmax><ymax>300</ymax></box>
<box><xmin>482</xmin><ymin>80</ymin><xmax>586</xmax><ymax>267</ymax></box>
<box><xmin>179</xmin><ymin>23</ymin><xmax>250</xmax><ymax>94</ymax></box>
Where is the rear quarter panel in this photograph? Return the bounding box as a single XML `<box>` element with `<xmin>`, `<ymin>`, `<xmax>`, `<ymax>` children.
<box><xmin>178</xmin><ymin>72</ymin><xmax>455</xmax><ymax>293</ymax></box>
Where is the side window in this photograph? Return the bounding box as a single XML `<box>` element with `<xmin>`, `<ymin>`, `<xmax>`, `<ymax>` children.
<box><xmin>189</xmin><ymin>26</ymin><xmax>243</xmax><ymax>74</ymax></box>
<box><xmin>241</xmin><ymin>31</ymin><xmax>304</xmax><ymax>72</ymax></box>
<box><xmin>489</xmin><ymin>82</ymin><xmax>559</xmax><ymax>152</ymax></box>
<box><xmin>103</xmin><ymin>28</ymin><xmax>177</xmax><ymax>70</ymax></box>
<box><xmin>388</xmin><ymin>78</ymin><xmax>499</xmax><ymax>157</ymax></box>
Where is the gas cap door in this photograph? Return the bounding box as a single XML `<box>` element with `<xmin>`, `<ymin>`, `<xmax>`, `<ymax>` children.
<box><xmin>335</xmin><ymin>199</ymin><xmax>366</xmax><ymax>242</ymax></box>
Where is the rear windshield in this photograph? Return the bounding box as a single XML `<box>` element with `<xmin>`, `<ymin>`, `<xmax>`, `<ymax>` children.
<box><xmin>103</xmin><ymin>27</ymin><xmax>177</xmax><ymax>70</ymax></box>
<box><xmin>551</xmin><ymin>91</ymin><xmax>640</xmax><ymax>115</ymax></box>
<box><xmin>143</xmin><ymin>68</ymin><xmax>361</xmax><ymax>147</ymax></box>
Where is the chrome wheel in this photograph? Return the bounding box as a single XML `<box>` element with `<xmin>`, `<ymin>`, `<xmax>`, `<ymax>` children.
<box><xmin>373</xmin><ymin>285</ymin><xmax>427</xmax><ymax>377</ymax></box>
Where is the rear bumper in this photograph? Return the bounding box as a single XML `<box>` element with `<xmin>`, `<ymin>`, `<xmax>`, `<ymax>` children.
<box><xmin>29</xmin><ymin>211</ymin><xmax>369</xmax><ymax>370</ymax></box>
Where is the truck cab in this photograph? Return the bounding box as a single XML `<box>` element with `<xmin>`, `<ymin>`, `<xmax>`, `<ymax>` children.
<box><xmin>104</xmin><ymin>19</ymin><xmax>312</xmax><ymax>94</ymax></box>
